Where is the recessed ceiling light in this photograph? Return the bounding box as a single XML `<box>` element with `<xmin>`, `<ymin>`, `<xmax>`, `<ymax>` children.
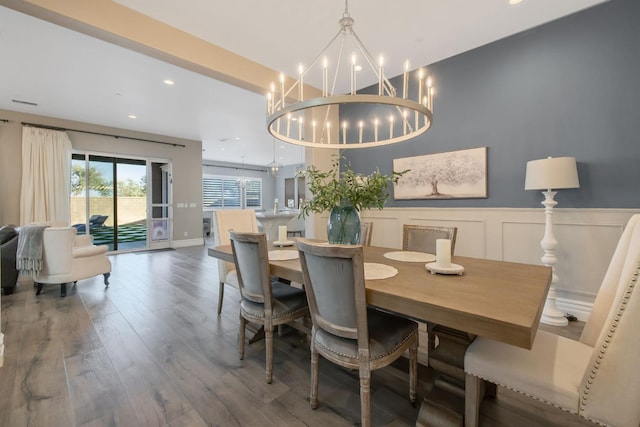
<box><xmin>164</xmin><ymin>79</ymin><xmax>175</xmax><ymax>85</ymax></box>
<box><xmin>234</xmin><ymin>137</ymin><xmax>241</xmax><ymax>140</ymax></box>
<box><xmin>509</xmin><ymin>0</ymin><xmax>523</xmax><ymax>4</ymax></box>
<box><xmin>128</xmin><ymin>114</ymin><xmax>137</xmax><ymax>119</ymax></box>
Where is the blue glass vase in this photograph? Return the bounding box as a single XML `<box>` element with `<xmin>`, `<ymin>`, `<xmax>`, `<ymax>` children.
<box><xmin>327</xmin><ymin>203</ymin><xmax>361</xmax><ymax>245</ymax></box>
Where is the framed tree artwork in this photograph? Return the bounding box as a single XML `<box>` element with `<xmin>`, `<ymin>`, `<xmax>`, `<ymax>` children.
<box><xmin>393</xmin><ymin>147</ymin><xmax>487</xmax><ymax>199</ymax></box>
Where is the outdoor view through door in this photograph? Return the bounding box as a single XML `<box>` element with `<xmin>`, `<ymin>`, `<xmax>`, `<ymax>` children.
<box><xmin>71</xmin><ymin>154</ymin><xmax>151</xmax><ymax>251</ymax></box>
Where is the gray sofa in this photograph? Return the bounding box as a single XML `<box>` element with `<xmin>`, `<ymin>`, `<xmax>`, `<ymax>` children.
<box><xmin>0</xmin><ymin>225</ymin><xmax>20</xmax><ymax>295</ymax></box>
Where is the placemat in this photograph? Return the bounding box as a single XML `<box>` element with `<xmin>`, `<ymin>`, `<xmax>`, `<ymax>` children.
<box><xmin>364</xmin><ymin>263</ymin><xmax>398</xmax><ymax>280</ymax></box>
<box><xmin>268</xmin><ymin>250</ymin><xmax>299</xmax><ymax>261</ymax></box>
<box><xmin>383</xmin><ymin>251</ymin><xmax>436</xmax><ymax>263</ymax></box>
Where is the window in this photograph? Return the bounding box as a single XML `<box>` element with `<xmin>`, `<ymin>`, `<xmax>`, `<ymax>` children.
<box><xmin>203</xmin><ymin>175</ymin><xmax>262</xmax><ymax>209</ymax></box>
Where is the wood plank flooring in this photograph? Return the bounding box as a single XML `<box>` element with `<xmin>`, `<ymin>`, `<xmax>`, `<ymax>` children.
<box><xmin>0</xmin><ymin>245</ymin><xmax>594</xmax><ymax>426</ymax></box>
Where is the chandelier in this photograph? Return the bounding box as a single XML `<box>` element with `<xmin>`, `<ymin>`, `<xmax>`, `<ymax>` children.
<box><xmin>266</xmin><ymin>0</ymin><xmax>434</xmax><ymax>149</ymax></box>
<box><xmin>266</xmin><ymin>139</ymin><xmax>282</xmax><ymax>177</ymax></box>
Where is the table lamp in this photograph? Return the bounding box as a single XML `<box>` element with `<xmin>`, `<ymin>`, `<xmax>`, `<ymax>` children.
<box><xmin>525</xmin><ymin>156</ymin><xmax>580</xmax><ymax>326</ymax></box>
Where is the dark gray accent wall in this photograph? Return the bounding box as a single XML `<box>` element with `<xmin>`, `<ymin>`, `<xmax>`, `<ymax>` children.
<box><xmin>342</xmin><ymin>0</ymin><xmax>640</xmax><ymax>209</ymax></box>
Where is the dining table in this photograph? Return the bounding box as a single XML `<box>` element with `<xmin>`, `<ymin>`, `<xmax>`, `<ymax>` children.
<box><xmin>208</xmin><ymin>239</ymin><xmax>551</xmax><ymax>426</ymax></box>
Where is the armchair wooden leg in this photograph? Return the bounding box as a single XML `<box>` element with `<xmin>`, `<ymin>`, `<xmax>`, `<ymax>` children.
<box><xmin>103</xmin><ymin>272</ymin><xmax>110</xmax><ymax>287</ymax></box>
<box><xmin>239</xmin><ymin>314</ymin><xmax>246</xmax><ymax>360</ymax></box>
<box><xmin>217</xmin><ymin>282</ymin><xmax>225</xmax><ymax>315</ymax></box>
<box><xmin>35</xmin><ymin>282</ymin><xmax>43</xmax><ymax>295</ymax></box>
<box><xmin>359</xmin><ymin>371</ymin><xmax>372</xmax><ymax>427</ymax></box>
<box><xmin>60</xmin><ymin>283</ymin><xmax>67</xmax><ymax>297</ymax></box>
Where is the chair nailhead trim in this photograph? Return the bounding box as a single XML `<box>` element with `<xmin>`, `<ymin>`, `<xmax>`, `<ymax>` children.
<box><xmin>315</xmin><ymin>329</ymin><xmax>417</xmax><ymax>361</ymax></box>
<box><xmin>578</xmin><ymin>260</ymin><xmax>640</xmax><ymax>423</ymax></box>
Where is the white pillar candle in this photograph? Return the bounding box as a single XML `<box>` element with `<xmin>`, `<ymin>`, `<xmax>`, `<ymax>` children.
<box><xmin>278</xmin><ymin>225</ymin><xmax>287</xmax><ymax>243</ymax></box>
<box><xmin>436</xmin><ymin>239</ymin><xmax>452</xmax><ymax>268</ymax></box>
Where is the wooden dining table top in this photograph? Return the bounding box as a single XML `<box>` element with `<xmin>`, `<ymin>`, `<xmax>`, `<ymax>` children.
<box><xmin>208</xmin><ymin>240</ymin><xmax>551</xmax><ymax>350</ymax></box>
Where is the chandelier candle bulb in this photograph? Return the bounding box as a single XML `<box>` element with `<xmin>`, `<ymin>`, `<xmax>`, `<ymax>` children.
<box><xmin>389</xmin><ymin>116</ymin><xmax>394</xmax><ymax>139</ymax></box>
<box><xmin>358</xmin><ymin>121</ymin><xmax>363</xmax><ymax>143</ymax></box>
<box><xmin>279</xmin><ymin>73</ymin><xmax>285</xmax><ymax>108</ymax></box>
<box><xmin>403</xmin><ymin>111</ymin><xmax>408</xmax><ymax>135</ymax></box>
<box><xmin>342</xmin><ymin>122</ymin><xmax>347</xmax><ymax>144</ymax></box>
<box><xmin>323</xmin><ymin>57</ymin><xmax>328</xmax><ymax>97</ymax></box>
<box><xmin>351</xmin><ymin>54</ymin><xmax>357</xmax><ymax>95</ymax></box>
<box><xmin>298</xmin><ymin>65</ymin><xmax>304</xmax><ymax>101</ymax></box>
<box><xmin>378</xmin><ymin>56</ymin><xmax>384</xmax><ymax>96</ymax></box>
<box><xmin>327</xmin><ymin>122</ymin><xmax>331</xmax><ymax>144</ymax></box>
<box><xmin>436</xmin><ymin>239</ymin><xmax>452</xmax><ymax>268</ymax></box>
<box><xmin>286</xmin><ymin>114</ymin><xmax>291</xmax><ymax>138</ymax></box>
<box><xmin>403</xmin><ymin>61</ymin><xmax>409</xmax><ymax>99</ymax></box>
<box><xmin>298</xmin><ymin>118</ymin><xmax>303</xmax><ymax>140</ymax></box>
<box><xmin>374</xmin><ymin>119</ymin><xmax>379</xmax><ymax>142</ymax></box>
<box><xmin>312</xmin><ymin>121</ymin><xmax>317</xmax><ymax>142</ymax></box>
<box><xmin>278</xmin><ymin>226</ymin><xmax>287</xmax><ymax>243</ymax></box>
<box><xmin>418</xmin><ymin>69</ymin><xmax>425</xmax><ymax>105</ymax></box>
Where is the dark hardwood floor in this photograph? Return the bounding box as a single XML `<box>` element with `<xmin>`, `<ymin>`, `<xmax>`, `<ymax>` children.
<box><xmin>0</xmin><ymin>245</ymin><xmax>593</xmax><ymax>426</ymax></box>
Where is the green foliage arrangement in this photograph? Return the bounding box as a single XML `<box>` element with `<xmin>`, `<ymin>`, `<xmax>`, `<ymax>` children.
<box><xmin>299</xmin><ymin>156</ymin><xmax>407</xmax><ymax>217</ymax></box>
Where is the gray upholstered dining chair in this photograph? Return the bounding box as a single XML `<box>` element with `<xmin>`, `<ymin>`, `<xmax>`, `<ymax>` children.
<box><xmin>402</xmin><ymin>224</ymin><xmax>458</xmax><ymax>355</ymax></box>
<box><xmin>212</xmin><ymin>209</ymin><xmax>259</xmax><ymax>315</ymax></box>
<box><xmin>402</xmin><ymin>224</ymin><xmax>457</xmax><ymax>254</ymax></box>
<box><xmin>296</xmin><ymin>238</ymin><xmax>418</xmax><ymax>427</ymax></box>
<box><xmin>229</xmin><ymin>231</ymin><xmax>309</xmax><ymax>384</ymax></box>
<box><xmin>360</xmin><ymin>221</ymin><xmax>373</xmax><ymax>246</ymax></box>
<box><xmin>464</xmin><ymin>214</ymin><xmax>640</xmax><ymax>427</ymax></box>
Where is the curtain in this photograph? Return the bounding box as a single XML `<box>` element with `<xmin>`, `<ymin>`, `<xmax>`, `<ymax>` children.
<box><xmin>19</xmin><ymin>127</ymin><xmax>72</xmax><ymax>225</ymax></box>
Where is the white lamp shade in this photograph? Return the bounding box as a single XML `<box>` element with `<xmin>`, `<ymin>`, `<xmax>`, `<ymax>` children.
<box><xmin>524</xmin><ymin>156</ymin><xmax>580</xmax><ymax>191</ymax></box>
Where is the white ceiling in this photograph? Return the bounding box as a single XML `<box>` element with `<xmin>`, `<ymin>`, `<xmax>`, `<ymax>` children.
<box><xmin>0</xmin><ymin>0</ymin><xmax>606</xmax><ymax>166</ymax></box>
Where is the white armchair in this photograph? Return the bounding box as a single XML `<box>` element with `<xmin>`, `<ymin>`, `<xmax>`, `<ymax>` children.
<box><xmin>212</xmin><ymin>209</ymin><xmax>259</xmax><ymax>314</ymax></box>
<box><xmin>464</xmin><ymin>214</ymin><xmax>640</xmax><ymax>427</ymax></box>
<box><xmin>34</xmin><ymin>227</ymin><xmax>111</xmax><ymax>297</ymax></box>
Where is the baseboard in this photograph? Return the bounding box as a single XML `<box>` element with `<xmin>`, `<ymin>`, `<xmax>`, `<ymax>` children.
<box><xmin>556</xmin><ymin>297</ymin><xmax>592</xmax><ymax>322</ymax></box>
<box><xmin>171</xmin><ymin>237</ymin><xmax>204</xmax><ymax>248</ymax></box>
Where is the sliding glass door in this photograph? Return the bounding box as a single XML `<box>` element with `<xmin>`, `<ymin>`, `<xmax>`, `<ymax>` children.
<box><xmin>71</xmin><ymin>153</ymin><xmax>169</xmax><ymax>251</ymax></box>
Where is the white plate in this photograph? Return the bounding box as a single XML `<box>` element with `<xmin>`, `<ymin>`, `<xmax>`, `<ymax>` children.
<box><xmin>383</xmin><ymin>251</ymin><xmax>436</xmax><ymax>263</ymax></box>
<box><xmin>364</xmin><ymin>263</ymin><xmax>398</xmax><ymax>280</ymax></box>
<box><xmin>268</xmin><ymin>250</ymin><xmax>299</xmax><ymax>261</ymax></box>
<box><xmin>273</xmin><ymin>240</ymin><xmax>295</xmax><ymax>247</ymax></box>
<box><xmin>425</xmin><ymin>262</ymin><xmax>464</xmax><ymax>275</ymax></box>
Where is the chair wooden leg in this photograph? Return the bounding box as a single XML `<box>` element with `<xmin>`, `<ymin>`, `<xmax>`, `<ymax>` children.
<box><xmin>238</xmin><ymin>314</ymin><xmax>246</xmax><ymax>360</ymax></box>
<box><xmin>409</xmin><ymin>338</ymin><xmax>418</xmax><ymax>404</ymax></box>
<box><xmin>217</xmin><ymin>282</ymin><xmax>225</xmax><ymax>315</ymax></box>
<box><xmin>359</xmin><ymin>370</ymin><xmax>372</xmax><ymax>427</ymax></box>
<box><xmin>265</xmin><ymin>326</ymin><xmax>274</xmax><ymax>384</ymax></box>
<box><xmin>35</xmin><ymin>282</ymin><xmax>43</xmax><ymax>295</ymax></box>
<box><xmin>310</xmin><ymin>344</ymin><xmax>319</xmax><ymax>409</ymax></box>
<box><xmin>464</xmin><ymin>373</ymin><xmax>483</xmax><ymax>427</ymax></box>
<box><xmin>103</xmin><ymin>272</ymin><xmax>110</xmax><ymax>287</ymax></box>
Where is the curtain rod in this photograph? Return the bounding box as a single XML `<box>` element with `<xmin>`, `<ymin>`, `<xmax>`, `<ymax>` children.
<box><xmin>21</xmin><ymin>122</ymin><xmax>186</xmax><ymax>148</ymax></box>
<box><xmin>202</xmin><ymin>163</ymin><xmax>267</xmax><ymax>173</ymax></box>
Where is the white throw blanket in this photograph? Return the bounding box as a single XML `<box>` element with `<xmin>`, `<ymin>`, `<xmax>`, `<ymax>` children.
<box><xmin>16</xmin><ymin>225</ymin><xmax>48</xmax><ymax>275</ymax></box>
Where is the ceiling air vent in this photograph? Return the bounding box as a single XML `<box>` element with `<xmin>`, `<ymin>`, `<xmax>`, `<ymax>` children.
<box><xmin>12</xmin><ymin>99</ymin><xmax>38</xmax><ymax>107</ymax></box>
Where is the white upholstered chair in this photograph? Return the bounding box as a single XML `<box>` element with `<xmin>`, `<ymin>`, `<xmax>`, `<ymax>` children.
<box><xmin>464</xmin><ymin>214</ymin><xmax>640</xmax><ymax>427</ymax></box>
<box><xmin>297</xmin><ymin>238</ymin><xmax>418</xmax><ymax>427</ymax></box>
<box><xmin>360</xmin><ymin>221</ymin><xmax>373</xmax><ymax>246</ymax></box>
<box><xmin>33</xmin><ymin>226</ymin><xmax>111</xmax><ymax>297</ymax></box>
<box><xmin>212</xmin><ymin>209</ymin><xmax>259</xmax><ymax>314</ymax></box>
<box><xmin>229</xmin><ymin>231</ymin><xmax>308</xmax><ymax>384</ymax></box>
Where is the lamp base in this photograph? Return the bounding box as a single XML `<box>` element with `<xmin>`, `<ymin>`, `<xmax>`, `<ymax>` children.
<box><xmin>539</xmin><ymin>303</ymin><xmax>568</xmax><ymax>327</ymax></box>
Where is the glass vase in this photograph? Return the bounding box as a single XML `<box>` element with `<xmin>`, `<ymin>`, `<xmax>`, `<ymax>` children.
<box><xmin>327</xmin><ymin>203</ymin><xmax>361</xmax><ymax>245</ymax></box>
